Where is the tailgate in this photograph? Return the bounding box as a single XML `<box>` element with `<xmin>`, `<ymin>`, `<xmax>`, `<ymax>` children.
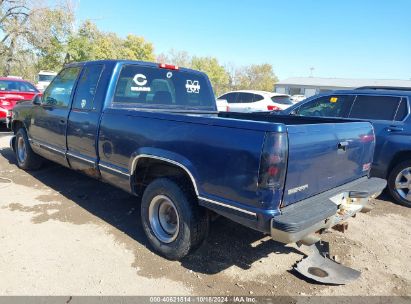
<box><xmin>282</xmin><ymin>122</ymin><xmax>375</xmax><ymax>207</ymax></box>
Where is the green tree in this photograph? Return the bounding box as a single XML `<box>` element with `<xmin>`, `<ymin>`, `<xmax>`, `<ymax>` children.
<box><xmin>234</xmin><ymin>63</ymin><xmax>278</xmax><ymax>91</ymax></box>
<box><xmin>122</xmin><ymin>34</ymin><xmax>155</xmax><ymax>61</ymax></box>
<box><xmin>157</xmin><ymin>49</ymin><xmax>191</xmax><ymax>68</ymax></box>
<box><xmin>66</xmin><ymin>20</ymin><xmax>99</xmax><ymax>62</ymax></box>
<box><xmin>28</xmin><ymin>3</ymin><xmax>75</xmax><ymax>71</ymax></box>
<box><xmin>191</xmin><ymin>56</ymin><xmax>230</xmax><ymax>96</ymax></box>
<box><xmin>0</xmin><ymin>0</ymin><xmax>74</xmax><ymax>79</ymax></box>
<box><xmin>67</xmin><ymin>21</ymin><xmax>155</xmax><ymax>63</ymax></box>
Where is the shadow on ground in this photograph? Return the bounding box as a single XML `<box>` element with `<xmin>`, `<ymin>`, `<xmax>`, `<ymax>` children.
<box><xmin>0</xmin><ymin>144</ymin><xmax>303</xmax><ymax>275</ymax></box>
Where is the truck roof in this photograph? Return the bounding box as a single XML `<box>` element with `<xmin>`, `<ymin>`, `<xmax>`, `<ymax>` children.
<box><xmin>331</xmin><ymin>88</ymin><xmax>411</xmax><ymax>97</ymax></box>
<box><xmin>64</xmin><ymin>60</ymin><xmax>207</xmax><ymax>77</ymax></box>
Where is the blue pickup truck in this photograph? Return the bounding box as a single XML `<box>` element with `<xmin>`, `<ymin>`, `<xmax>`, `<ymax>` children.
<box><xmin>9</xmin><ymin>60</ymin><xmax>386</xmax><ymax>260</ymax></box>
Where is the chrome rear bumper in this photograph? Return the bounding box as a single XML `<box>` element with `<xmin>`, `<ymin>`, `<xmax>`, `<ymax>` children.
<box><xmin>271</xmin><ymin>177</ymin><xmax>387</xmax><ymax>245</ymax></box>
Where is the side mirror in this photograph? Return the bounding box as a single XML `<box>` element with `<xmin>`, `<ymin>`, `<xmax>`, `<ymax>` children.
<box><xmin>32</xmin><ymin>94</ymin><xmax>42</xmax><ymax>105</ymax></box>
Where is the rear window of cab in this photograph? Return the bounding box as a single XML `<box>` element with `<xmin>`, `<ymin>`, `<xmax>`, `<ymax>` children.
<box><xmin>112</xmin><ymin>65</ymin><xmax>215</xmax><ymax>110</ymax></box>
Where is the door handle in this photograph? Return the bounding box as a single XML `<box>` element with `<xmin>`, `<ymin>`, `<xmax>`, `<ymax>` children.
<box><xmin>386</xmin><ymin>126</ymin><xmax>403</xmax><ymax>132</ymax></box>
<box><xmin>59</xmin><ymin>119</ymin><xmax>66</xmax><ymax>125</ymax></box>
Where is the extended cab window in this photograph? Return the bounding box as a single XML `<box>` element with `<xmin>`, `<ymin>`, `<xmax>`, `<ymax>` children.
<box><xmin>113</xmin><ymin>65</ymin><xmax>215</xmax><ymax>110</ymax></box>
<box><xmin>72</xmin><ymin>65</ymin><xmax>104</xmax><ymax>110</ymax></box>
<box><xmin>297</xmin><ymin>95</ymin><xmax>355</xmax><ymax>118</ymax></box>
<box><xmin>42</xmin><ymin>67</ymin><xmax>81</xmax><ymax>108</ymax></box>
<box><xmin>349</xmin><ymin>95</ymin><xmax>402</xmax><ymax>121</ymax></box>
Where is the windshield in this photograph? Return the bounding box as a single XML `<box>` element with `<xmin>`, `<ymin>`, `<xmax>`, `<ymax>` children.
<box><xmin>0</xmin><ymin>80</ymin><xmax>38</xmax><ymax>93</ymax></box>
<box><xmin>272</xmin><ymin>96</ymin><xmax>293</xmax><ymax>105</ymax></box>
<box><xmin>113</xmin><ymin>65</ymin><xmax>216</xmax><ymax>111</ymax></box>
<box><xmin>39</xmin><ymin>75</ymin><xmax>56</xmax><ymax>82</ymax></box>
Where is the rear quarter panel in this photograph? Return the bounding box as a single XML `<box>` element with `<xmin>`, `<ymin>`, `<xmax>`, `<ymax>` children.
<box><xmin>98</xmin><ymin>109</ymin><xmax>269</xmax><ymax>210</ymax></box>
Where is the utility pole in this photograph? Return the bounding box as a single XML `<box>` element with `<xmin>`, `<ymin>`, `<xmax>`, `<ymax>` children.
<box><xmin>309</xmin><ymin>67</ymin><xmax>315</xmax><ymax>77</ymax></box>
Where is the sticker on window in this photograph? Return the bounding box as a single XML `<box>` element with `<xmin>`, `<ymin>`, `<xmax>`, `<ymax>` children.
<box><xmin>186</xmin><ymin>80</ymin><xmax>200</xmax><ymax>94</ymax></box>
<box><xmin>81</xmin><ymin>99</ymin><xmax>87</xmax><ymax>108</ymax></box>
<box><xmin>131</xmin><ymin>74</ymin><xmax>151</xmax><ymax>92</ymax></box>
<box><xmin>330</xmin><ymin>97</ymin><xmax>338</xmax><ymax>103</ymax></box>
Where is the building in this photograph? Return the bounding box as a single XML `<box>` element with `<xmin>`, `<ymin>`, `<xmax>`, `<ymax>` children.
<box><xmin>275</xmin><ymin>77</ymin><xmax>411</xmax><ymax>97</ymax></box>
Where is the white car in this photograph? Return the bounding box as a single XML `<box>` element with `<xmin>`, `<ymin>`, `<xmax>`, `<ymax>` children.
<box><xmin>291</xmin><ymin>94</ymin><xmax>307</xmax><ymax>103</ymax></box>
<box><xmin>216</xmin><ymin>98</ymin><xmax>230</xmax><ymax>112</ymax></box>
<box><xmin>217</xmin><ymin>90</ymin><xmax>293</xmax><ymax>112</ymax></box>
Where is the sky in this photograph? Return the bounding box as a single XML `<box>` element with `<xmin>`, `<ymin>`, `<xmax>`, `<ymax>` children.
<box><xmin>75</xmin><ymin>0</ymin><xmax>411</xmax><ymax>81</ymax></box>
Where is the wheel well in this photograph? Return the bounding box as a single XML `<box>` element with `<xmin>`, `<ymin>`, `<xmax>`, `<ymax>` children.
<box><xmin>388</xmin><ymin>151</ymin><xmax>411</xmax><ymax>177</ymax></box>
<box><xmin>132</xmin><ymin>158</ymin><xmax>197</xmax><ymax>198</ymax></box>
<box><xmin>12</xmin><ymin>120</ymin><xmax>24</xmax><ymax>134</ymax></box>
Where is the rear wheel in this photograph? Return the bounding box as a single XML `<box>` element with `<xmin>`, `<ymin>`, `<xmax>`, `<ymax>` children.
<box><xmin>388</xmin><ymin>160</ymin><xmax>411</xmax><ymax>207</ymax></box>
<box><xmin>141</xmin><ymin>178</ymin><xmax>209</xmax><ymax>260</ymax></box>
<box><xmin>15</xmin><ymin>128</ymin><xmax>42</xmax><ymax>170</ymax></box>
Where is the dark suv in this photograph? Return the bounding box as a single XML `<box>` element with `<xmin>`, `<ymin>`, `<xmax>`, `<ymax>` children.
<box><xmin>281</xmin><ymin>87</ymin><xmax>411</xmax><ymax>207</ymax></box>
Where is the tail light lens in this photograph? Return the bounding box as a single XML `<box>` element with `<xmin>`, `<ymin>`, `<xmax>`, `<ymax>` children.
<box><xmin>267</xmin><ymin>105</ymin><xmax>280</xmax><ymax>111</ymax></box>
<box><xmin>226</xmin><ymin>105</ymin><xmax>230</xmax><ymax>112</ymax></box>
<box><xmin>258</xmin><ymin>132</ymin><xmax>288</xmax><ymax>189</ymax></box>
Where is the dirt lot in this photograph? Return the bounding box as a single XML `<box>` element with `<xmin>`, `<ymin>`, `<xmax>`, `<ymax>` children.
<box><xmin>0</xmin><ymin>127</ymin><xmax>410</xmax><ymax>296</ymax></box>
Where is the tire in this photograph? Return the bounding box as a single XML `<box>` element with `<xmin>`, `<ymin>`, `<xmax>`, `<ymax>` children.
<box><xmin>388</xmin><ymin>160</ymin><xmax>411</xmax><ymax>207</ymax></box>
<box><xmin>15</xmin><ymin>128</ymin><xmax>42</xmax><ymax>170</ymax></box>
<box><xmin>141</xmin><ymin>178</ymin><xmax>209</xmax><ymax>260</ymax></box>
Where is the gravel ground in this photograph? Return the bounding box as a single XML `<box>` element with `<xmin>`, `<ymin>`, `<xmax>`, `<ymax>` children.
<box><xmin>0</xmin><ymin>128</ymin><xmax>410</xmax><ymax>296</ymax></box>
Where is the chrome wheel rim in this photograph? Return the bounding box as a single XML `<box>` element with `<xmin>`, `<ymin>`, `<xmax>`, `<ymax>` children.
<box><xmin>148</xmin><ymin>195</ymin><xmax>180</xmax><ymax>243</ymax></box>
<box><xmin>395</xmin><ymin>167</ymin><xmax>411</xmax><ymax>202</ymax></box>
<box><xmin>17</xmin><ymin>136</ymin><xmax>27</xmax><ymax>164</ymax></box>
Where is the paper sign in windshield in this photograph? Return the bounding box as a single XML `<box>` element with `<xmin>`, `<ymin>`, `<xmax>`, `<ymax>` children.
<box><xmin>131</xmin><ymin>74</ymin><xmax>151</xmax><ymax>92</ymax></box>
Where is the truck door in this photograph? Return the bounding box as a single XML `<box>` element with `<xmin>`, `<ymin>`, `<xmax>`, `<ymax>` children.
<box><xmin>66</xmin><ymin>64</ymin><xmax>105</xmax><ymax>176</ymax></box>
<box><xmin>29</xmin><ymin>66</ymin><xmax>82</xmax><ymax>166</ymax></box>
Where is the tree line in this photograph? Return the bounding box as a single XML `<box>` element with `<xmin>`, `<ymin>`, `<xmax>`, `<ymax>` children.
<box><xmin>0</xmin><ymin>0</ymin><xmax>278</xmax><ymax>95</ymax></box>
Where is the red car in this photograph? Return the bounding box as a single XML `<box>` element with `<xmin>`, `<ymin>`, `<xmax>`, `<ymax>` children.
<box><xmin>0</xmin><ymin>77</ymin><xmax>40</xmax><ymax>126</ymax></box>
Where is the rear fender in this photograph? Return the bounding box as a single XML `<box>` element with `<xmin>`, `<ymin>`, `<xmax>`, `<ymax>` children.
<box><xmin>129</xmin><ymin>147</ymin><xmax>201</xmax><ymax>196</ymax></box>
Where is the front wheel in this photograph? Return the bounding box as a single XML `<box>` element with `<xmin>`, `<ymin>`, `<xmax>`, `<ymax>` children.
<box><xmin>15</xmin><ymin>128</ymin><xmax>42</xmax><ymax>170</ymax></box>
<box><xmin>141</xmin><ymin>178</ymin><xmax>209</xmax><ymax>260</ymax></box>
<box><xmin>388</xmin><ymin>160</ymin><xmax>411</xmax><ymax>207</ymax></box>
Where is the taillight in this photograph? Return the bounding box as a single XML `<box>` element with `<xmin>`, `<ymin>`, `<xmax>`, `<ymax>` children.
<box><xmin>226</xmin><ymin>105</ymin><xmax>230</xmax><ymax>112</ymax></box>
<box><xmin>258</xmin><ymin>132</ymin><xmax>288</xmax><ymax>189</ymax></box>
<box><xmin>159</xmin><ymin>63</ymin><xmax>179</xmax><ymax>70</ymax></box>
<box><xmin>267</xmin><ymin>105</ymin><xmax>280</xmax><ymax>111</ymax></box>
